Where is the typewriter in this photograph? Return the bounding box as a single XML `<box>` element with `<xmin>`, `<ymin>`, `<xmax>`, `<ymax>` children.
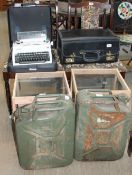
<box><xmin>12</xmin><ymin>31</ymin><xmax>52</xmax><ymax>66</ymax></box>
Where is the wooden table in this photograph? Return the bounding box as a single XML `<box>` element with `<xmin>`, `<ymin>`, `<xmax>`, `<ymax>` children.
<box><xmin>3</xmin><ymin>65</ymin><xmax>15</xmax><ymax>115</ymax></box>
<box><xmin>128</xmin><ymin>131</ymin><xmax>132</xmax><ymax>157</ymax></box>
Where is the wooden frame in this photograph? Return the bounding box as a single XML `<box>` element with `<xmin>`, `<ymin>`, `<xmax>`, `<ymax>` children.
<box><xmin>12</xmin><ymin>71</ymin><xmax>71</xmax><ymax>112</ymax></box>
<box><xmin>71</xmin><ymin>68</ymin><xmax>131</xmax><ymax>100</ymax></box>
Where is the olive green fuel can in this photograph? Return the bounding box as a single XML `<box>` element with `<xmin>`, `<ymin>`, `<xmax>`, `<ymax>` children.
<box><xmin>14</xmin><ymin>94</ymin><xmax>75</xmax><ymax>169</ymax></box>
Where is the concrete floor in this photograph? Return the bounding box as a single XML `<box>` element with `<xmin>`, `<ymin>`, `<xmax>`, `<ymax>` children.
<box><xmin>0</xmin><ymin>11</ymin><xmax>132</xmax><ymax>175</ymax></box>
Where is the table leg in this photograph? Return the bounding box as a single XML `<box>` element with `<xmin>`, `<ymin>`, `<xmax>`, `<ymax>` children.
<box><xmin>127</xmin><ymin>58</ymin><xmax>132</xmax><ymax>66</ymax></box>
<box><xmin>3</xmin><ymin>73</ymin><xmax>12</xmax><ymax>115</ymax></box>
<box><xmin>128</xmin><ymin>131</ymin><xmax>132</xmax><ymax>157</ymax></box>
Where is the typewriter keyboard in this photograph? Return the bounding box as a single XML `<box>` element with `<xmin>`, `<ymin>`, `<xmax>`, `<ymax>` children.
<box><xmin>15</xmin><ymin>52</ymin><xmax>50</xmax><ymax>64</ymax></box>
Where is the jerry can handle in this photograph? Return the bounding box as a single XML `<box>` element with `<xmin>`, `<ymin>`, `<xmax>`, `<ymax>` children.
<box><xmin>35</xmin><ymin>107</ymin><xmax>64</xmax><ymax>112</ymax></box>
<box><xmin>88</xmin><ymin>89</ymin><xmax>112</xmax><ymax>94</ymax></box>
<box><xmin>33</xmin><ymin>101</ymin><xmax>64</xmax><ymax>110</ymax></box>
<box><xmin>92</xmin><ymin>95</ymin><xmax>120</xmax><ymax>112</ymax></box>
<box><xmin>33</xmin><ymin>98</ymin><xmax>64</xmax><ymax>107</ymax></box>
<box><xmin>33</xmin><ymin>99</ymin><xmax>65</xmax><ymax>112</ymax></box>
<box><xmin>36</xmin><ymin>94</ymin><xmax>64</xmax><ymax>99</ymax></box>
<box><xmin>35</xmin><ymin>101</ymin><xmax>63</xmax><ymax>105</ymax></box>
<box><xmin>32</xmin><ymin>107</ymin><xmax>64</xmax><ymax>120</ymax></box>
<box><xmin>32</xmin><ymin>94</ymin><xmax>65</xmax><ymax>104</ymax></box>
<box><xmin>32</xmin><ymin>94</ymin><xmax>70</xmax><ymax>106</ymax></box>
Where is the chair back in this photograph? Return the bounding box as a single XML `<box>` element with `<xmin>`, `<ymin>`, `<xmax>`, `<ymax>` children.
<box><xmin>68</xmin><ymin>0</ymin><xmax>111</xmax><ymax>29</ymax></box>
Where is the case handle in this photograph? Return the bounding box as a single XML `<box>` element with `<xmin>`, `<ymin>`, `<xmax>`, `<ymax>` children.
<box><xmin>80</xmin><ymin>50</ymin><xmax>100</xmax><ymax>62</ymax></box>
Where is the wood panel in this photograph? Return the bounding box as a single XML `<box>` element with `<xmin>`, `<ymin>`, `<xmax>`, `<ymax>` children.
<box><xmin>12</xmin><ymin>71</ymin><xmax>71</xmax><ymax>112</ymax></box>
<box><xmin>71</xmin><ymin>68</ymin><xmax>131</xmax><ymax>106</ymax></box>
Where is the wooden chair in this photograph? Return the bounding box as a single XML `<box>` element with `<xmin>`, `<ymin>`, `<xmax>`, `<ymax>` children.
<box><xmin>68</xmin><ymin>1</ymin><xmax>88</xmax><ymax>29</ymax></box>
<box><xmin>57</xmin><ymin>0</ymin><xmax>68</xmax><ymax>29</ymax></box>
<box><xmin>40</xmin><ymin>0</ymin><xmax>69</xmax><ymax>30</ymax></box>
<box><xmin>68</xmin><ymin>0</ymin><xmax>111</xmax><ymax>29</ymax></box>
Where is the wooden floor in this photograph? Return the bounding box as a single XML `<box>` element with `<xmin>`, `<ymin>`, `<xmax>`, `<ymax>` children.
<box><xmin>0</xmin><ymin>11</ymin><xmax>132</xmax><ymax>175</ymax></box>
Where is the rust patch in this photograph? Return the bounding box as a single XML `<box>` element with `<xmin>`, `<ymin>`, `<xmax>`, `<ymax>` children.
<box><xmin>88</xmin><ymin>105</ymin><xmax>125</xmax><ymax>129</ymax></box>
<box><xmin>84</xmin><ymin>125</ymin><xmax>93</xmax><ymax>151</ymax></box>
<box><xmin>96</xmin><ymin>131</ymin><xmax>110</xmax><ymax>145</ymax></box>
<box><xmin>111</xmin><ymin>124</ymin><xmax>123</xmax><ymax>151</ymax></box>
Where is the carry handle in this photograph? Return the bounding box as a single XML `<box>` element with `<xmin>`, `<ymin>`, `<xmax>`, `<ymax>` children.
<box><xmin>36</xmin><ymin>94</ymin><xmax>63</xmax><ymax>98</ymax></box>
<box><xmin>32</xmin><ymin>106</ymin><xmax>64</xmax><ymax>120</ymax></box>
<box><xmin>80</xmin><ymin>50</ymin><xmax>100</xmax><ymax>62</ymax></box>
<box><xmin>88</xmin><ymin>89</ymin><xmax>112</xmax><ymax>94</ymax></box>
<box><xmin>32</xmin><ymin>93</ymin><xmax>65</xmax><ymax>120</ymax></box>
<box><xmin>13</xmin><ymin>105</ymin><xmax>64</xmax><ymax>121</ymax></box>
<box><xmin>34</xmin><ymin>107</ymin><xmax>64</xmax><ymax>112</ymax></box>
<box><xmin>33</xmin><ymin>101</ymin><xmax>64</xmax><ymax>113</ymax></box>
<box><xmin>35</xmin><ymin>100</ymin><xmax>63</xmax><ymax>105</ymax></box>
<box><xmin>32</xmin><ymin>94</ymin><xmax>66</xmax><ymax>107</ymax></box>
<box><xmin>35</xmin><ymin>94</ymin><xmax>61</xmax><ymax>101</ymax></box>
<box><xmin>91</xmin><ymin>95</ymin><xmax>120</xmax><ymax>112</ymax></box>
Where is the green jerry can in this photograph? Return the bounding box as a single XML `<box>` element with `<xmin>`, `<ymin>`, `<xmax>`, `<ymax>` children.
<box><xmin>13</xmin><ymin>94</ymin><xmax>75</xmax><ymax>169</ymax></box>
<box><xmin>75</xmin><ymin>89</ymin><xmax>131</xmax><ymax>161</ymax></box>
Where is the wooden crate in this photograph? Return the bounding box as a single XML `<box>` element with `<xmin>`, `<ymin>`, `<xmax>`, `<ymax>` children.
<box><xmin>12</xmin><ymin>71</ymin><xmax>71</xmax><ymax>112</ymax></box>
<box><xmin>71</xmin><ymin>68</ymin><xmax>131</xmax><ymax>100</ymax></box>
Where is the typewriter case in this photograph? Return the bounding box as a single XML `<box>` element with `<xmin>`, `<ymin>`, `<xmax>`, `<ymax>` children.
<box><xmin>57</xmin><ymin>29</ymin><xmax>120</xmax><ymax>64</ymax></box>
<box><xmin>7</xmin><ymin>4</ymin><xmax>57</xmax><ymax>72</ymax></box>
<box><xmin>8</xmin><ymin>4</ymin><xmax>52</xmax><ymax>46</ymax></box>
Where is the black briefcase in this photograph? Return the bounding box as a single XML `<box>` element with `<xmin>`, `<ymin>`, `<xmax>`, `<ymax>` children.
<box><xmin>57</xmin><ymin>29</ymin><xmax>120</xmax><ymax>64</ymax></box>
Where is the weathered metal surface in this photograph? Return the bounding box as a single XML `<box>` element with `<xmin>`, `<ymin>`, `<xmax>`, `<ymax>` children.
<box><xmin>14</xmin><ymin>94</ymin><xmax>75</xmax><ymax>169</ymax></box>
<box><xmin>75</xmin><ymin>89</ymin><xmax>131</xmax><ymax>161</ymax></box>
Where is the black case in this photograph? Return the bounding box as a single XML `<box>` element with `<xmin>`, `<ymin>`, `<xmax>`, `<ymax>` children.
<box><xmin>7</xmin><ymin>4</ymin><xmax>57</xmax><ymax>72</ymax></box>
<box><xmin>57</xmin><ymin>29</ymin><xmax>120</xmax><ymax>64</ymax></box>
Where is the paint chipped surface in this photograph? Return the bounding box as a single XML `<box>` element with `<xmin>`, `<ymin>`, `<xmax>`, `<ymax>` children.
<box><xmin>75</xmin><ymin>90</ymin><xmax>130</xmax><ymax>161</ymax></box>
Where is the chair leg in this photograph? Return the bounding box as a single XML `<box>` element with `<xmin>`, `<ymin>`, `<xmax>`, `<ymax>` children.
<box><xmin>127</xmin><ymin>58</ymin><xmax>132</xmax><ymax>66</ymax></box>
<box><xmin>127</xmin><ymin>45</ymin><xmax>132</xmax><ymax>65</ymax></box>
